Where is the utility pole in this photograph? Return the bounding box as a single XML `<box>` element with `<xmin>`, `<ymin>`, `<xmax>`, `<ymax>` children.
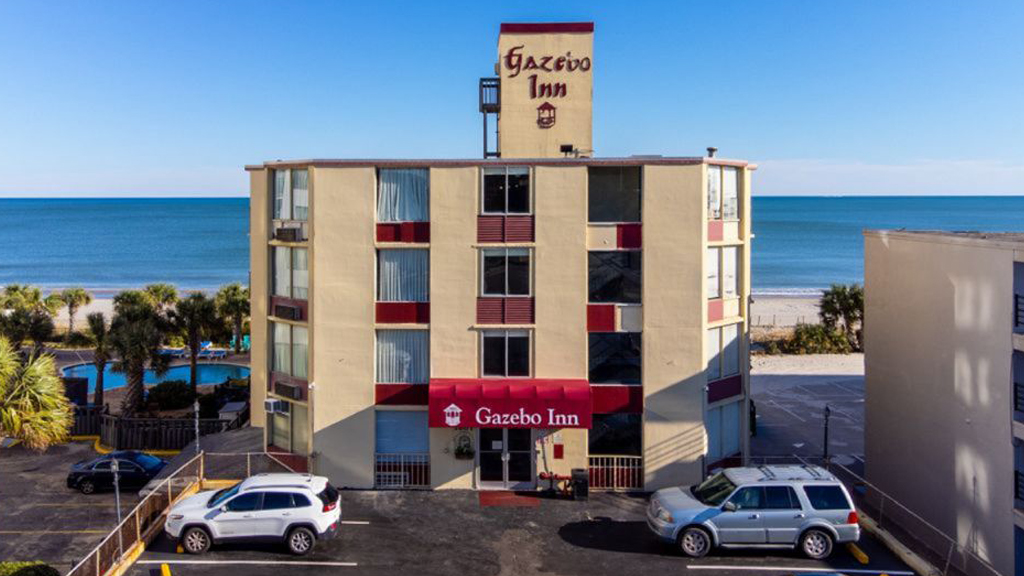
<box><xmin>194</xmin><ymin>399</ymin><xmax>201</xmax><ymax>455</ymax></box>
<box><xmin>112</xmin><ymin>458</ymin><xmax>123</xmax><ymax>557</ymax></box>
<box><xmin>823</xmin><ymin>404</ymin><xmax>832</xmax><ymax>464</ymax></box>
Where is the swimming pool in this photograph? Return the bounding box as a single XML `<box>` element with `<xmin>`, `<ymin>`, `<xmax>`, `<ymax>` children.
<box><xmin>62</xmin><ymin>363</ymin><xmax>251</xmax><ymax>393</ymax></box>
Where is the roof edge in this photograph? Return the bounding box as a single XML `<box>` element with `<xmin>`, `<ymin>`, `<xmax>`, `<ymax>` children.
<box><xmin>500</xmin><ymin>22</ymin><xmax>594</xmax><ymax>34</ymax></box>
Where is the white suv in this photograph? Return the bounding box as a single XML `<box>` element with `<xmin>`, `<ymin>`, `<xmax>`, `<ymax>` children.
<box><xmin>165</xmin><ymin>473</ymin><xmax>341</xmax><ymax>555</ymax></box>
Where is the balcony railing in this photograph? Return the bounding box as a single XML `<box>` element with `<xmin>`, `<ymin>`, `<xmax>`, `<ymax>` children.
<box><xmin>1016</xmin><ymin>294</ymin><xmax>1024</xmax><ymax>330</ymax></box>
<box><xmin>1016</xmin><ymin>470</ymin><xmax>1024</xmax><ymax>505</ymax></box>
<box><xmin>588</xmin><ymin>455</ymin><xmax>644</xmax><ymax>491</ymax></box>
<box><xmin>1016</xmin><ymin>381</ymin><xmax>1024</xmax><ymax>413</ymax></box>
<box><xmin>375</xmin><ymin>453</ymin><xmax>430</xmax><ymax>489</ymax></box>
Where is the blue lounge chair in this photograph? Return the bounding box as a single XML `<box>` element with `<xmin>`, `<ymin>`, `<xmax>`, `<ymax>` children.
<box><xmin>242</xmin><ymin>335</ymin><xmax>251</xmax><ymax>351</ymax></box>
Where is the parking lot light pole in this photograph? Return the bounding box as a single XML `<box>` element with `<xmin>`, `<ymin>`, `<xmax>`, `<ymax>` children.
<box><xmin>822</xmin><ymin>404</ymin><xmax>831</xmax><ymax>464</ymax></box>
<box><xmin>194</xmin><ymin>399</ymin><xmax>200</xmax><ymax>456</ymax></box>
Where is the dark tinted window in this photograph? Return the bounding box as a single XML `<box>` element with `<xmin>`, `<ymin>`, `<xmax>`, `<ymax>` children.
<box><xmin>293</xmin><ymin>493</ymin><xmax>312</xmax><ymax>508</ymax></box>
<box><xmin>133</xmin><ymin>453</ymin><xmax>163</xmax><ymax>470</ymax></box>
<box><xmin>483</xmin><ymin>333</ymin><xmax>506</xmax><ymax>376</ymax></box>
<box><xmin>483</xmin><ymin>332</ymin><xmax>529</xmax><ymax>377</ymax></box>
<box><xmin>507</xmin><ymin>334</ymin><xmax>529</xmax><ymax>376</ymax></box>
<box><xmin>588</xmin><ymin>167</ymin><xmax>641</xmax><ymax>223</ymax></box>
<box><xmin>507</xmin><ymin>171</ymin><xmax>529</xmax><ymax>214</ymax></box>
<box><xmin>261</xmin><ymin>492</ymin><xmax>293</xmax><ymax>510</ymax></box>
<box><xmin>93</xmin><ymin>460</ymin><xmax>111</xmax><ymax>471</ymax></box>
<box><xmin>482</xmin><ymin>250</ymin><xmax>530</xmax><ymax>296</ymax></box>
<box><xmin>803</xmin><ymin>485</ymin><xmax>851</xmax><ymax>510</ymax></box>
<box><xmin>483</xmin><ymin>171</ymin><xmax>506</xmax><ymax>213</ymax></box>
<box><xmin>589</xmin><ymin>333</ymin><xmax>641</xmax><ymax>384</ymax></box>
<box><xmin>226</xmin><ymin>493</ymin><xmax>261</xmax><ymax>512</ymax></box>
<box><xmin>507</xmin><ymin>253</ymin><xmax>530</xmax><ymax>295</ymax></box>
<box><xmin>317</xmin><ymin>483</ymin><xmax>339</xmax><ymax>507</ymax></box>
<box><xmin>116</xmin><ymin>460</ymin><xmax>142</xmax><ymax>473</ymax></box>
<box><xmin>483</xmin><ymin>253</ymin><xmax>505</xmax><ymax>294</ymax></box>
<box><xmin>765</xmin><ymin>486</ymin><xmax>800</xmax><ymax>509</ymax></box>
<box><xmin>589</xmin><ymin>251</ymin><xmax>641</xmax><ymax>303</ymax></box>
<box><xmin>588</xmin><ymin>413</ymin><xmax>641</xmax><ymax>456</ymax></box>
<box><xmin>483</xmin><ymin>168</ymin><xmax>530</xmax><ymax>214</ymax></box>
<box><xmin>728</xmin><ymin>487</ymin><xmax>764</xmax><ymax>510</ymax></box>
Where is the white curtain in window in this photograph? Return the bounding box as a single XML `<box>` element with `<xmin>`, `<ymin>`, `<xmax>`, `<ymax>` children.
<box><xmin>722</xmin><ymin>167</ymin><xmax>738</xmax><ymax>220</ymax></box>
<box><xmin>292</xmin><ymin>248</ymin><xmax>308</xmax><ymax>299</ymax></box>
<box><xmin>274</xmin><ymin>170</ymin><xmax>290</xmax><ymax>220</ymax></box>
<box><xmin>376</xmin><ymin>330</ymin><xmax>428</xmax><ymax>383</ymax></box>
<box><xmin>292</xmin><ymin>169</ymin><xmax>309</xmax><ymax>221</ymax></box>
<box><xmin>707</xmin><ymin>248</ymin><xmax>721</xmax><ymax>299</ymax></box>
<box><xmin>707</xmin><ymin>166</ymin><xmax>721</xmax><ymax>219</ymax></box>
<box><xmin>706</xmin><ymin>327</ymin><xmax>722</xmax><ymax>381</ymax></box>
<box><xmin>723</xmin><ymin>246</ymin><xmax>738</xmax><ymax>297</ymax></box>
<box><xmin>273</xmin><ymin>247</ymin><xmax>291</xmax><ymax>298</ymax></box>
<box><xmin>377</xmin><ymin>169</ymin><xmax>429</xmax><ymax>222</ymax></box>
<box><xmin>722</xmin><ymin>323</ymin><xmax>740</xmax><ymax>377</ymax></box>
<box><xmin>292</xmin><ymin>326</ymin><xmax>308</xmax><ymax>380</ymax></box>
<box><xmin>273</xmin><ymin>322</ymin><xmax>290</xmax><ymax>374</ymax></box>
<box><xmin>378</xmin><ymin>249</ymin><xmax>429</xmax><ymax>302</ymax></box>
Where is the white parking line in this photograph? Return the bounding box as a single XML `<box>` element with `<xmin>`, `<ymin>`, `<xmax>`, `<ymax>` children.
<box><xmin>138</xmin><ymin>560</ymin><xmax>357</xmax><ymax>567</ymax></box>
<box><xmin>686</xmin><ymin>566</ymin><xmax>912</xmax><ymax>575</ymax></box>
<box><xmin>341</xmin><ymin>520</ymin><xmax>369</xmax><ymax>525</ymax></box>
<box><xmin>766</xmin><ymin>399</ymin><xmax>806</xmax><ymax>422</ymax></box>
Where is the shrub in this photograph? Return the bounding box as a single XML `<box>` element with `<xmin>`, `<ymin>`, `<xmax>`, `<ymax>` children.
<box><xmin>783</xmin><ymin>323</ymin><xmax>853</xmax><ymax>354</ymax></box>
<box><xmin>0</xmin><ymin>562</ymin><xmax>60</xmax><ymax>576</ymax></box>
<box><xmin>146</xmin><ymin>380</ymin><xmax>194</xmax><ymax>410</ymax></box>
<box><xmin>164</xmin><ymin>334</ymin><xmax>185</xmax><ymax>348</ymax></box>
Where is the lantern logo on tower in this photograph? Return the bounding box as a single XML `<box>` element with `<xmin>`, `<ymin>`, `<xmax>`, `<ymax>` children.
<box><xmin>536</xmin><ymin>102</ymin><xmax>556</xmax><ymax>129</ymax></box>
<box><xmin>443</xmin><ymin>403</ymin><xmax>463</xmax><ymax>427</ymax></box>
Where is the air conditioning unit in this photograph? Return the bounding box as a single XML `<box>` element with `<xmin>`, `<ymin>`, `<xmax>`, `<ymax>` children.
<box><xmin>275</xmin><ymin>382</ymin><xmax>303</xmax><ymax>400</ymax></box>
<box><xmin>275</xmin><ymin>227</ymin><xmax>300</xmax><ymax>242</ymax></box>
<box><xmin>274</xmin><ymin>304</ymin><xmax>302</xmax><ymax>321</ymax></box>
<box><xmin>264</xmin><ymin>398</ymin><xmax>282</xmax><ymax>414</ymax></box>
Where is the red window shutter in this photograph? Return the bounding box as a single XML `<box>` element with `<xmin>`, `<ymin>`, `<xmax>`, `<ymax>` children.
<box><xmin>477</xmin><ymin>298</ymin><xmax>504</xmax><ymax>324</ymax></box>
<box><xmin>411</xmin><ymin>222</ymin><xmax>430</xmax><ymax>242</ymax></box>
<box><xmin>617</xmin><ymin>224</ymin><xmax>642</xmax><ymax>249</ymax></box>
<box><xmin>587</xmin><ymin>304</ymin><xmax>616</xmax><ymax>332</ymax></box>
<box><xmin>478</xmin><ymin>216</ymin><xmax>505</xmax><ymax>243</ymax></box>
<box><xmin>707</xmin><ymin>374</ymin><xmax>743</xmax><ymax>403</ymax></box>
<box><xmin>504</xmin><ymin>297</ymin><xmax>535</xmax><ymax>324</ymax></box>
<box><xmin>376</xmin><ymin>223</ymin><xmax>400</xmax><ymax>242</ymax></box>
<box><xmin>505</xmin><ymin>216</ymin><xmax>535</xmax><ymax>242</ymax></box>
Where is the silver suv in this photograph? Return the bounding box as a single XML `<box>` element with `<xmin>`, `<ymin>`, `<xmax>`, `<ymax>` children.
<box><xmin>647</xmin><ymin>465</ymin><xmax>859</xmax><ymax>559</ymax></box>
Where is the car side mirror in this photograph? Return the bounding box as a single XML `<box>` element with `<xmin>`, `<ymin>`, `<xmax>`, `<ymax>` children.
<box><xmin>722</xmin><ymin>501</ymin><xmax>737</xmax><ymax>512</ymax></box>
<box><xmin>220</xmin><ymin>505</ymin><xmax>228</xmax><ymax>513</ymax></box>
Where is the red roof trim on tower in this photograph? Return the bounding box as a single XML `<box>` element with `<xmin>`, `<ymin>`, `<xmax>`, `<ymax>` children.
<box><xmin>500</xmin><ymin>22</ymin><xmax>594</xmax><ymax>34</ymax></box>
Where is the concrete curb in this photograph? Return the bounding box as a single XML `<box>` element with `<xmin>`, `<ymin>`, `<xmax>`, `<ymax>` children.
<box><xmin>860</xmin><ymin>513</ymin><xmax>939</xmax><ymax>576</ymax></box>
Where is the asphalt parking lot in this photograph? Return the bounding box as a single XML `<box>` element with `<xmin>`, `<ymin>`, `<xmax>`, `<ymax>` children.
<box><xmin>129</xmin><ymin>490</ymin><xmax>913</xmax><ymax>576</ymax></box>
<box><xmin>0</xmin><ymin>440</ymin><xmax>141</xmax><ymax>572</ymax></box>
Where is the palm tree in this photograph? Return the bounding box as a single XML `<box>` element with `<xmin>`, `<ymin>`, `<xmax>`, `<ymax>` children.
<box><xmin>144</xmin><ymin>283</ymin><xmax>178</xmax><ymax>313</ymax></box>
<box><xmin>819</xmin><ymin>283</ymin><xmax>864</xmax><ymax>350</ymax></box>
<box><xmin>215</xmin><ymin>283</ymin><xmax>250</xmax><ymax>354</ymax></box>
<box><xmin>0</xmin><ymin>336</ymin><xmax>73</xmax><ymax>450</ymax></box>
<box><xmin>170</xmin><ymin>293</ymin><xmax>218</xmax><ymax>396</ymax></box>
<box><xmin>110</xmin><ymin>295</ymin><xmax>169</xmax><ymax>416</ymax></box>
<box><xmin>59</xmin><ymin>287</ymin><xmax>93</xmax><ymax>338</ymax></box>
<box><xmin>0</xmin><ymin>284</ymin><xmax>43</xmax><ymax>310</ymax></box>
<box><xmin>26</xmin><ymin>309</ymin><xmax>55</xmax><ymax>359</ymax></box>
<box><xmin>86</xmin><ymin>312</ymin><xmax>112</xmax><ymax>408</ymax></box>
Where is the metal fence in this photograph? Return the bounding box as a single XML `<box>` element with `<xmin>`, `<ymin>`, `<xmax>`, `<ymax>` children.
<box><xmin>202</xmin><ymin>451</ymin><xmax>301</xmax><ymax>479</ymax></box>
<box><xmin>100</xmin><ymin>414</ymin><xmax>235</xmax><ymax>451</ymax></box>
<box><xmin>588</xmin><ymin>455</ymin><xmax>644</xmax><ymax>491</ymax></box>
<box><xmin>374</xmin><ymin>453</ymin><xmax>430</xmax><ymax>488</ymax></box>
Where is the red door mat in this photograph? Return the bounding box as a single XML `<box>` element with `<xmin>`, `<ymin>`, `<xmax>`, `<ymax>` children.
<box><xmin>479</xmin><ymin>491</ymin><xmax>541</xmax><ymax>508</ymax></box>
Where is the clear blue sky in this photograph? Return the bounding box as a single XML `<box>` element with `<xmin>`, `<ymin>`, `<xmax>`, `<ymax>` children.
<box><xmin>1</xmin><ymin>1</ymin><xmax>1021</xmax><ymax>196</ymax></box>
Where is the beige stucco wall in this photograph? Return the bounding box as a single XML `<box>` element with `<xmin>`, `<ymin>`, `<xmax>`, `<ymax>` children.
<box><xmin>249</xmin><ymin>169</ymin><xmax>269</xmax><ymax>430</ymax></box>
<box><xmin>309</xmin><ymin>166</ymin><xmax>377</xmax><ymax>489</ymax></box>
<box><xmin>864</xmin><ymin>232</ymin><xmax>1015</xmax><ymax>574</ymax></box>
<box><xmin>497</xmin><ymin>31</ymin><xmax>593</xmax><ymax>158</ymax></box>
<box><xmin>642</xmin><ymin>164</ymin><xmax>707</xmax><ymax>489</ymax></box>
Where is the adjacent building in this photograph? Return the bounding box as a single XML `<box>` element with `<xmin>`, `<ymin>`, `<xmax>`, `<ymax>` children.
<box><xmin>247</xmin><ymin>22</ymin><xmax>755</xmax><ymax>492</ymax></box>
<box><xmin>864</xmin><ymin>230</ymin><xmax>1024</xmax><ymax>576</ymax></box>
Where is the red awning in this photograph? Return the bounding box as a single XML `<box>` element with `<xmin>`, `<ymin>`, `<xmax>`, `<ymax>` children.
<box><xmin>428</xmin><ymin>378</ymin><xmax>591</xmax><ymax>429</ymax></box>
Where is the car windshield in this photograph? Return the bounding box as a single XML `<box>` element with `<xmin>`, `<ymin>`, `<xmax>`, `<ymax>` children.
<box><xmin>691</xmin><ymin>472</ymin><xmax>738</xmax><ymax>506</ymax></box>
<box><xmin>134</xmin><ymin>453</ymin><xmax>163</xmax><ymax>470</ymax></box>
<box><xmin>207</xmin><ymin>482</ymin><xmax>242</xmax><ymax>508</ymax></box>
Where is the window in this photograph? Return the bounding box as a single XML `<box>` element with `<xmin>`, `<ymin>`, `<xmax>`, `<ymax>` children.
<box><xmin>483</xmin><ymin>167</ymin><xmax>530</xmax><ymax>214</ymax></box>
<box><xmin>375</xmin><ymin>411</ymin><xmax>429</xmax><ymax>454</ymax></box>
<box><xmin>269</xmin><ymin>400</ymin><xmax>309</xmax><ymax>456</ymax></box>
<box><xmin>482</xmin><ymin>248</ymin><xmax>530</xmax><ymax>296</ymax></box>
<box><xmin>588</xmin><ymin>167</ymin><xmax>641</xmax><ymax>223</ymax></box>
<box><xmin>273</xmin><ymin>246</ymin><xmax>309</xmax><ymax>300</ymax></box>
<box><xmin>292</xmin><ymin>493</ymin><xmax>311</xmax><ymax>508</ymax></box>
<box><xmin>482</xmin><ymin>330</ymin><xmax>530</xmax><ymax>377</ymax></box>
<box><xmin>273</xmin><ymin>168</ymin><xmax>309</xmax><ymax>221</ymax></box>
<box><xmin>589</xmin><ymin>333</ymin><xmax>641</xmax><ymax>385</ymax></box>
<box><xmin>727</xmin><ymin>487</ymin><xmax>763</xmax><ymax>510</ymax></box>
<box><xmin>803</xmin><ymin>486</ymin><xmax>852</xmax><ymax>510</ymax></box>
<box><xmin>226</xmin><ymin>493</ymin><xmax>261</xmax><ymax>512</ymax></box>
<box><xmin>723</xmin><ymin>247</ymin><xmax>738</xmax><ymax>297</ymax></box>
<box><xmin>93</xmin><ymin>460</ymin><xmax>111</xmax><ymax>471</ymax></box>
<box><xmin>589</xmin><ymin>413</ymin><xmax>642</xmax><ymax>456</ymax></box>
<box><xmin>707</xmin><ymin>248</ymin><xmax>720</xmax><ymax>299</ymax></box>
<box><xmin>707</xmin><ymin>165</ymin><xmax>739</xmax><ymax>220</ymax></box>
<box><xmin>765</xmin><ymin>486</ymin><xmax>801</xmax><ymax>509</ymax></box>
<box><xmin>261</xmin><ymin>492</ymin><xmax>294</xmax><ymax>510</ymax></box>
<box><xmin>272</xmin><ymin>322</ymin><xmax>308</xmax><ymax>380</ymax></box>
<box><xmin>376</xmin><ymin>330</ymin><xmax>429</xmax><ymax>384</ymax></box>
<box><xmin>706</xmin><ymin>400</ymin><xmax>741</xmax><ymax>461</ymax></box>
<box><xmin>116</xmin><ymin>460</ymin><xmax>142</xmax><ymax>473</ymax></box>
<box><xmin>706</xmin><ymin>323</ymin><xmax>740</xmax><ymax>381</ymax></box>
<box><xmin>377</xmin><ymin>168</ymin><xmax>429</xmax><ymax>222</ymax></box>
<box><xmin>378</xmin><ymin>249</ymin><xmax>429</xmax><ymax>302</ymax></box>
<box><xmin>588</xmin><ymin>251</ymin><xmax>641</xmax><ymax>304</ymax></box>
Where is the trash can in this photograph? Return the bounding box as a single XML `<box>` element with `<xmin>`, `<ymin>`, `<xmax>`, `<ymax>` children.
<box><xmin>570</xmin><ymin>468</ymin><xmax>589</xmax><ymax>501</ymax></box>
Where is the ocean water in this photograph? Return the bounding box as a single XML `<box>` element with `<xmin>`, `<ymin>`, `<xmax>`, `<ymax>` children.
<box><xmin>1</xmin><ymin>196</ymin><xmax>1023</xmax><ymax>296</ymax></box>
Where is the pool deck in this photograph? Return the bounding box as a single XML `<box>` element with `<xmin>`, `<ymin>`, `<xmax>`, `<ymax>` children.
<box><xmin>48</xmin><ymin>347</ymin><xmax>250</xmax><ymax>371</ymax></box>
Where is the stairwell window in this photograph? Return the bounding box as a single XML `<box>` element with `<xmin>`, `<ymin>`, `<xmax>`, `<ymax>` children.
<box><xmin>589</xmin><ymin>167</ymin><xmax>641</xmax><ymax>223</ymax></box>
<box><xmin>377</xmin><ymin>168</ymin><xmax>429</xmax><ymax>222</ymax></box>
<box><xmin>377</xmin><ymin>249</ymin><xmax>429</xmax><ymax>302</ymax></box>
<box><xmin>483</xmin><ymin>167</ymin><xmax>530</xmax><ymax>214</ymax></box>
<box><xmin>588</xmin><ymin>333</ymin><xmax>642</xmax><ymax>385</ymax></box>
<box><xmin>273</xmin><ymin>247</ymin><xmax>309</xmax><ymax>300</ymax></box>
<box><xmin>272</xmin><ymin>322</ymin><xmax>308</xmax><ymax>380</ymax></box>
<box><xmin>482</xmin><ymin>248</ymin><xmax>531</xmax><ymax>296</ymax></box>
<box><xmin>589</xmin><ymin>251</ymin><xmax>641</xmax><ymax>304</ymax></box>
<box><xmin>273</xmin><ymin>168</ymin><xmax>309</xmax><ymax>221</ymax></box>
<box><xmin>707</xmin><ymin>166</ymin><xmax>739</xmax><ymax>221</ymax></box>
<box><xmin>482</xmin><ymin>330</ymin><xmax>530</xmax><ymax>377</ymax></box>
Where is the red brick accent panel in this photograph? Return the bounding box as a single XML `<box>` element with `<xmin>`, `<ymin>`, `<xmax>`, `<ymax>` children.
<box><xmin>375</xmin><ymin>384</ymin><xmax>429</xmax><ymax>405</ymax></box>
<box><xmin>707</xmin><ymin>374</ymin><xmax>743</xmax><ymax>403</ymax></box>
<box><xmin>591</xmin><ymin>385</ymin><xmax>644</xmax><ymax>413</ymax></box>
<box><xmin>476</xmin><ymin>297</ymin><xmax>535</xmax><ymax>324</ymax></box>
<box><xmin>376</xmin><ymin>302</ymin><xmax>430</xmax><ymax>324</ymax></box>
<box><xmin>376</xmin><ymin>222</ymin><xmax>430</xmax><ymax>243</ymax></box>
<box><xmin>587</xmin><ymin>304</ymin><xmax>615</xmax><ymax>332</ymax></box>
<box><xmin>708</xmin><ymin>220</ymin><xmax>724</xmax><ymax>241</ymax></box>
<box><xmin>707</xmin><ymin>299</ymin><xmax>724</xmax><ymax>322</ymax></box>
<box><xmin>617</xmin><ymin>224</ymin><xmax>642</xmax><ymax>249</ymax></box>
<box><xmin>477</xmin><ymin>215</ymin><xmax>535</xmax><ymax>243</ymax></box>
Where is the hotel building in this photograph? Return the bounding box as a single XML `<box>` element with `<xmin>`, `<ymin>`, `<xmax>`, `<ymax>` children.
<box><xmin>247</xmin><ymin>22</ymin><xmax>755</xmax><ymax>491</ymax></box>
<box><xmin>864</xmin><ymin>230</ymin><xmax>1024</xmax><ymax>576</ymax></box>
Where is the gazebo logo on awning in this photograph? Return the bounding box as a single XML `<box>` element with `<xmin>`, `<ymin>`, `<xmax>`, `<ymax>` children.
<box><xmin>444</xmin><ymin>403</ymin><xmax>463</xmax><ymax>427</ymax></box>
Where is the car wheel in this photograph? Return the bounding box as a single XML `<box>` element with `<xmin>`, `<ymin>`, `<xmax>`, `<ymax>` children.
<box><xmin>287</xmin><ymin>526</ymin><xmax>316</xmax><ymax>556</ymax></box>
<box><xmin>182</xmin><ymin>527</ymin><xmax>212</xmax><ymax>554</ymax></box>
<box><xmin>78</xmin><ymin>480</ymin><xmax>96</xmax><ymax>495</ymax></box>
<box><xmin>678</xmin><ymin>526</ymin><xmax>712</xmax><ymax>558</ymax></box>
<box><xmin>800</xmin><ymin>528</ymin><xmax>834</xmax><ymax>559</ymax></box>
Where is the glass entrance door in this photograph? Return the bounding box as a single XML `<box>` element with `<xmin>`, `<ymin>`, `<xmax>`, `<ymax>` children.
<box><xmin>477</xmin><ymin>428</ymin><xmax>535</xmax><ymax>490</ymax></box>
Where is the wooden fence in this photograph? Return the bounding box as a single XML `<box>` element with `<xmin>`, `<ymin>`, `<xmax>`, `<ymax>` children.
<box><xmin>99</xmin><ymin>414</ymin><xmax>239</xmax><ymax>451</ymax></box>
<box><xmin>72</xmin><ymin>405</ymin><xmax>106</xmax><ymax>436</ymax></box>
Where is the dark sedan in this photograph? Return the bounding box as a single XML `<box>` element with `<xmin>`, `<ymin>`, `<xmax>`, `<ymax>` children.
<box><xmin>66</xmin><ymin>451</ymin><xmax>168</xmax><ymax>494</ymax></box>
